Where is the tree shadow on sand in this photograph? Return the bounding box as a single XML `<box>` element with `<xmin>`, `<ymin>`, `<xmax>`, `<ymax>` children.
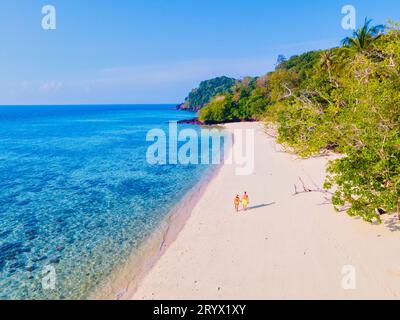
<box><xmin>383</xmin><ymin>216</ymin><xmax>400</xmax><ymax>232</ymax></box>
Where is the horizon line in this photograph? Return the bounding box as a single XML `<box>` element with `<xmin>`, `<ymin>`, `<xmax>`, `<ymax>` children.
<box><xmin>0</xmin><ymin>103</ymin><xmax>180</xmax><ymax>107</ymax></box>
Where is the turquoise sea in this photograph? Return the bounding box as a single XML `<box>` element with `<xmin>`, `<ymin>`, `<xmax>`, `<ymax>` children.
<box><xmin>0</xmin><ymin>105</ymin><xmax>216</xmax><ymax>299</ymax></box>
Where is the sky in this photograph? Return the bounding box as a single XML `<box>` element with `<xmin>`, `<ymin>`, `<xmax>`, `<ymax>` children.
<box><xmin>0</xmin><ymin>0</ymin><xmax>399</xmax><ymax>105</ymax></box>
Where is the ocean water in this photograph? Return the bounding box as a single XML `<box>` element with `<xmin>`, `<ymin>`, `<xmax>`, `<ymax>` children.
<box><xmin>0</xmin><ymin>105</ymin><xmax>217</xmax><ymax>299</ymax></box>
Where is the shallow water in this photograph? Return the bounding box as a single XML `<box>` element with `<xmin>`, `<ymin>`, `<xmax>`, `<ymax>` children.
<box><xmin>0</xmin><ymin>105</ymin><xmax>216</xmax><ymax>299</ymax></box>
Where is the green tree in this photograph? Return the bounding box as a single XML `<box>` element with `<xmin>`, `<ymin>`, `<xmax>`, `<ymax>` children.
<box><xmin>341</xmin><ymin>18</ymin><xmax>385</xmax><ymax>53</ymax></box>
<box><xmin>199</xmin><ymin>95</ymin><xmax>234</xmax><ymax>124</ymax></box>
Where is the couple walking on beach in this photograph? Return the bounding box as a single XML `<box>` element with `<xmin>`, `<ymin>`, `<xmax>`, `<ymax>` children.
<box><xmin>234</xmin><ymin>192</ymin><xmax>249</xmax><ymax>212</ymax></box>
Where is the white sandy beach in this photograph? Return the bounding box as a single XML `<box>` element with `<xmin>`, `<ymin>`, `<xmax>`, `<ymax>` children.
<box><xmin>131</xmin><ymin>122</ymin><xmax>400</xmax><ymax>300</ymax></box>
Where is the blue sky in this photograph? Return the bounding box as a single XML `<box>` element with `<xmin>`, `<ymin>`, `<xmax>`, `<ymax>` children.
<box><xmin>0</xmin><ymin>0</ymin><xmax>399</xmax><ymax>105</ymax></box>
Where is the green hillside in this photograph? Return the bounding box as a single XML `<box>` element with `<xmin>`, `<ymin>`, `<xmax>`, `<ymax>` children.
<box><xmin>177</xmin><ymin>76</ymin><xmax>236</xmax><ymax>111</ymax></box>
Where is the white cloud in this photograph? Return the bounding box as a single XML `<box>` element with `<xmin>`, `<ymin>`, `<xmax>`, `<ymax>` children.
<box><xmin>40</xmin><ymin>81</ymin><xmax>63</xmax><ymax>93</ymax></box>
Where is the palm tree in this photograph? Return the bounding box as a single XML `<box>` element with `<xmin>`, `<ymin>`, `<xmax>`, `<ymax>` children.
<box><xmin>341</xmin><ymin>18</ymin><xmax>385</xmax><ymax>53</ymax></box>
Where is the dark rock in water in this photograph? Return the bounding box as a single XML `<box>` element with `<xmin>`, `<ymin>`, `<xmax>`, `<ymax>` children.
<box><xmin>177</xmin><ymin>118</ymin><xmax>204</xmax><ymax>125</ymax></box>
<box><xmin>25</xmin><ymin>229</ymin><xmax>38</xmax><ymax>237</ymax></box>
<box><xmin>0</xmin><ymin>229</ymin><xmax>12</xmax><ymax>238</ymax></box>
<box><xmin>62</xmin><ymin>209</ymin><xmax>75</xmax><ymax>216</ymax></box>
<box><xmin>96</xmin><ymin>221</ymin><xmax>107</xmax><ymax>229</ymax></box>
<box><xmin>24</xmin><ymin>186</ymin><xmax>43</xmax><ymax>193</ymax></box>
<box><xmin>26</xmin><ymin>265</ymin><xmax>36</xmax><ymax>272</ymax></box>
<box><xmin>32</xmin><ymin>255</ymin><xmax>47</xmax><ymax>263</ymax></box>
<box><xmin>49</xmin><ymin>257</ymin><xmax>60</xmax><ymax>264</ymax></box>
<box><xmin>56</xmin><ymin>221</ymin><xmax>68</xmax><ymax>229</ymax></box>
<box><xmin>20</xmin><ymin>247</ymin><xmax>31</xmax><ymax>254</ymax></box>
<box><xmin>0</xmin><ymin>259</ymin><xmax>5</xmax><ymax>271</ymax></box>
<box><xmin>21</xmin><ymin>215</ymin><xmax>39</xmax><ymax>228</ymax></box>
<box><xmin>113</xmin><ymin>178</ymin><xmax>152</xmax><ymax>197</ymax></box>
<box><xmin>17</xmin><ymin>199</ymin><xmax>31</xmax><ymax>206</ymax></box>
<box><xmin>84</xmin><ymin>221</ymin><xmax>95</xmax><ymax>231</ymax></box>
<box><xmin>0</xmin><ymin>242</ymin><xmax>25</xmax><ymax>260</ymax></box>
<box><xmin>9</xmin><ymin>261</ymin><xmax>25</xmax><ymax>269</ymax></box>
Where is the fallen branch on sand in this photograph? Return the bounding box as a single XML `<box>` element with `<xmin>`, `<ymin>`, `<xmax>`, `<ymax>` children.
<box><xmin>293</xmin><ymin>177</ymin><xmax>333</xmax><ymax>197</ymax></box>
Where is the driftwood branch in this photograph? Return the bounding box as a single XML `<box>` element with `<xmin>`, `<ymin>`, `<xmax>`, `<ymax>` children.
<box><xmin>293</xmin><ymin>177</ymin><xmax>333</xmax><ymax>196</ymax></box>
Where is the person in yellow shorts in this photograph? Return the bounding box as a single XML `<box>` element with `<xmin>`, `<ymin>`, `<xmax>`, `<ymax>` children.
<box><xmin>242</xmin><ymin>192</ymin><xmax>249</xmax><ymax>211</ymax></box>
<box><xmin>234</xmin><ymin>194</ymin><xmax>240</xmax><ymax>212</ymax></box>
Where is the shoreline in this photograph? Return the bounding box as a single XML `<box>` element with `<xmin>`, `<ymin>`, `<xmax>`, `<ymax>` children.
<box><xmin>131</xmin><ymin>122</ymin><xmax>400</xmax><ymax>300</ymax></box>
<box><xmin>89</xmin><ymin>158</ymin><xmax>224</xmax><ymax>300</ymax></box>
